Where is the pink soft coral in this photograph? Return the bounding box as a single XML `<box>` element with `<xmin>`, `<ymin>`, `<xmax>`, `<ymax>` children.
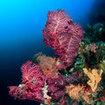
<box><xmin>9</xmin><ymin>61</ymin><xmax>46</xmax><ymax>103</ymax></box>
<box><xmin>43</xmin><ymin>9</ymin><xmax>83</xmax><ymax>68</ymax></box>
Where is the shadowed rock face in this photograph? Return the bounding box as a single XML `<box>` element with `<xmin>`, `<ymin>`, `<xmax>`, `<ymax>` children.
<box><xmin>89</xmin><ymin>0</ymin><xmax>105</xmax><ymax>25</ymax></box>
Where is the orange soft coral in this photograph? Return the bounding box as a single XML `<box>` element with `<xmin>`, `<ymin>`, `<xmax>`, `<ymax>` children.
<box><xmin>66</xmin><ymin>84</ymin><xmax>94</xmax><ymax>104</ymax></box>
<box><xmin>37</xmin><ymin>55</ymin><xmax>59</xmax><ymax>78</ymax></box>
<box><xmin>65</xmin><ymin>84</ymin><xmax>83</xmax><ymax>100</ymax></box>
<box><xmin>83</xmin><ymin>68</ymin><xmax>103</xmax><ymax>92</ymax></box>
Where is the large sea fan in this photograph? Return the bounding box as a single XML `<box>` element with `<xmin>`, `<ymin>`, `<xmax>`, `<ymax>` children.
<box><xmin>43</xmin><ymin>9</ymin><xmax>83</xmax><ymax>68</ymax></box>
<box><xmin>9</xmin><ymin>61</ymin><xmax>46</xmax><ymax>103</ymax></box>
<box><xmin>47</xmin><ymin>75</ymin><xmax>66</xmax><ymax>101</ymax></box>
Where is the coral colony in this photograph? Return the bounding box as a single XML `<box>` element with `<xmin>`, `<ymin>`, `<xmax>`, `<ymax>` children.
<box><xmin>9</xmin><ymin>9</ymin><xmax>105</xmax><ymax>105</ymax></box>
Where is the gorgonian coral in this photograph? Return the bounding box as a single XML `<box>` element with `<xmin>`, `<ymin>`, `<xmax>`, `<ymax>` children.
<box><xmin>47</xmin><ymin>75</ymin><xmax>66</xmax><ymax>101</ymax></box>
<box><xmin>9</xmin><ymin>61</ymin><xmax>46</xmax><ymax>103</ymax></box>
<box><xmin>21</xmin><ymin>61</ymin><xmax>46</xmax><ymax>86</ymax></box>
<box><xmin>43</xmin><ymin>9</ymin><xmax>83</xmax><ymax>68</ymax></box>
<box><xmin>9</xmin><ymin>84</ymin><xmax>44</xmax><ymax>102</ymax></box>
<box><xmin>8</xmin><ymin>9</ymin><xmax>105</xmax><ymax>105</ymax></box>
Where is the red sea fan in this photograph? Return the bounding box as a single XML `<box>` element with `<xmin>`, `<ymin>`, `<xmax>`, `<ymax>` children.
<box><xmin>9</xmin><ymin>85</ymin><xmax>28</xmax><ymax>100</ymax></box>
<box><xmin>21</xmin><ymin>61</ymin><xmax>45</xmax><ymax>86</ymax></box>
<box><xmin>47</xmin><ymin>75</ymin><xmax>66</xmax><ymax>101</ymax></box>
<box><xmin>9</xmin><ymin>61</ymin><xmax>46</xmax><ymax>103</ymax></box>
<box><xmin>43</xmin><ymin>9</ymin><xmax>84</xmax><ymax>67</ymax></box>
<box><xmin>43</xmin><ymin>9</ymin><xmax>72</xmax><ymax>39</ymax></box>
<box><xmin>9</xmin><ymin>84</ymin><xmax>44</xmax><ymax>103</ymax></box>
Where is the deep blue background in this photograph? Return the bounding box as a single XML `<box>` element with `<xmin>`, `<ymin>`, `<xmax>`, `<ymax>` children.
<box><xmin>0</xmin><ymin>0</ymin><xmax>95</xmax><ymax>105</ymax></box>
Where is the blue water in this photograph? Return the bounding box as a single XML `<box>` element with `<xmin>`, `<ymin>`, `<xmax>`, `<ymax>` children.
<box><xmin>0</xmin><ymin>0</ymin><xmax>95</xmax><ymax>105</ymax></box>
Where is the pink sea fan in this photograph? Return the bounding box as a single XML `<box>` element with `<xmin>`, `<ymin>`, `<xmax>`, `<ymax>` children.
<box><xmin>47</xmin><ymin>75</ymin><xmax>66</xmax><ymax>101</ymax></box>
<box><xmin>21</xmin><ymin>61</ymin><xmax>45</xmax><ymax>86</ymax></box>
<box><xmin>9</xmin><ymin>85</ymin><xmax>28</xmax><ymax>100</ymax></box>
<box><xmin>9</xmin><ymin>84</ymin><xmax>44</xmax><ymax>103</ymax></box>
<box><xmin>9</xmin><ymin>61</ymin><xmax>46</xmax><ymax>103</ymax></box>
<box><xmin>43</xmin><ymin>9</ymin><xmax>83</xmax><ymax>68</ymax></box>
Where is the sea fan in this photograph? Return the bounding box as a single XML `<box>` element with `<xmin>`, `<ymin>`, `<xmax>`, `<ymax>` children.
<box><xmin>9</xmin><ymin>61</ymin><xmax>46</xmax><ymax>103</ymax></box>
<box><xmin>47</xmin><ymin>75</ymin><xmax>66</xmax><ymax>101</ymax></box>
<box><xmin>43</xmin><ymin>9</ymin><xmax>83</xmax><ymax>68</ymax></box>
